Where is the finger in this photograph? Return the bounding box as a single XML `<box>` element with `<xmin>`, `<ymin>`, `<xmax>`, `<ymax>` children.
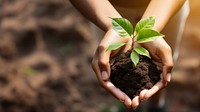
<box><xmin>110</xmin><ymin>37</ymin><xmax>132</xmax><ymax>58</ymax></box>
<box><xmin>104</xmin><ymin>81</ymin><xmax>132</xmax><ymax>108</ymax></box>
<box><xmin>121</xmin><ymin>38</ymin><xmax>132</xmax><ymax>53</ymax></box>
<box><xmin>97</xmin><ymin>29</ymin><xmax>118</xmax><ymax>78</ymax></box>
<box><xmin>124</xmin><ymin>94</ymin><xmax>132</xmax><ymax>108</ymax></box>
<box><xmin>143</xmin><ymin>80</ymin><xmax>165</xmax><ymax>100</ymax></box>
<box><xmin>110</xmin><ymin>43</ymin><xmax>131</xmax><ymax>57</ymax></box>
<box><xmin>92</xmin><ymin>59</ymin><xmax>132</xmax><ymax>108</ymax></box>
<box><xmin>139</xmin><ymin>89</ymin><xmax>148</xmax><ymax>101</ymax></box>
<box><xmin>152</xmin><ymin>60</ymin><xmax>162</xmax><ymax>70</ymax></box>
<box><xmin>161</xmin><ymin>47</ymin><xmax>173</xmax><ymax>83</ymax></box>
<box><xmin>132</xmin><ymin>96</ymin><xmax>140</xmax><ymax>109</ymax></box>
<box><xmin>97</xmin><ymin>45</ymin><xmax>111</xmax><ymax>81</ymax></box>
<box><xmin>92</xmin><ymin>55</ymin><xmax>109</xmax><ymax>83</ymax></box>
<box><xmin>162</xmin><ymin>65</ymin><xmax>173</xmax><ymax>83</ymax></box>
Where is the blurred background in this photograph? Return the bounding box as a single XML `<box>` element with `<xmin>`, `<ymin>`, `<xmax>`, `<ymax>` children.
<box><xmin>0</xmin><ymin>0</ymin><xmax>199</xmax><ymax>112</ymax></box>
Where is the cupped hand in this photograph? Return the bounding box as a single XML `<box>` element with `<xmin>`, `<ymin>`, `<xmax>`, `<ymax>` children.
<box><xmin>132</xmin><ymin>37</ymin><xmax>174</xmax><ymax>108</ymax></box>
<box><xmin>91</xmin><ymin>28</ymin><xmax>173</xmax><ymax>109</ymax></box>
<box><xmin>91</xmin><ymin>28</ymin><xmax>133</xmax><ymax>108</ymax></box>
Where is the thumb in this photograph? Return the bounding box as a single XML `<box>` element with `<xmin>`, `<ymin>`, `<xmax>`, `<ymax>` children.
<box><xmin>98</xmin><ymin>45</ymin><xmax>111</xmax><ymax>81</ymax></box>
<box><xmin>162</xmin><ymin>65</ymin><xmax>173</xmax><ymax>83</ymax></box>
<box><xmin>160</xmin><ymin>45</ymin><xmax>173</xmax><ymax>83</ymax></box>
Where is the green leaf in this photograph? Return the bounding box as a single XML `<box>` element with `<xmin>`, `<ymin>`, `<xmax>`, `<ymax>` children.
<box><xmin>110</xmin><ymin>17</ymin><xmax>133</xmax><ymax>38</ymax></box>
<box><xmin>137</xmin><ymin>29</ymin><xmax>164</xmax><ymax>43</ymax></box>
<box><xmin>134</xmin><ymin>46</ymin><xmax>151</xmax><ymax>58</ymax></box>
<box><xmin>130</xmin><ymin>51</ymin><xmax>139</xmax><ymax>66</ymax></box>
<box><xmin>135</xmin><ymin>16</ymin><xmax>155</xmax><ymax>34</ymax></box>
<box><xmin>106</xmin><ymin>42</ymin><xmax>126</xmax><ymax>51</ymax></box>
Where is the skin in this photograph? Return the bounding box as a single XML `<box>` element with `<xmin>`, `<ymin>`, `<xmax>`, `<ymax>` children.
<box><xmin>70</xmin><ymin>0</ymin><xmax>186</xmax><ymax>109</ymax></box>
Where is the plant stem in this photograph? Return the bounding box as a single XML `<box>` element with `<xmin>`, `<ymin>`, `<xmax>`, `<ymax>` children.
<box><xmin>131</xmin><ymin>35</ymin><xmax>136</xmax><ymax>48</ymax></box>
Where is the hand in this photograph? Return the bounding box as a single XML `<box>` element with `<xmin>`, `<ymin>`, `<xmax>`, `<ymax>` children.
<box><xmin>91</xmin><ymin>28</ymin><xmax>133</xmax><ymax>108</ymax></box>
<box><xmin>133</xmin><ymin>37</ymin><xmax>173</xmax><ymax>108</ymax></box>
<box><xmin>92</xmin><ymin>28</ymin><xmax>173</xmax><ymax>109</ymax></box>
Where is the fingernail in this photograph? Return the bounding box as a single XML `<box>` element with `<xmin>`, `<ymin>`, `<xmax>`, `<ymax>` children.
<box><xmin>167</xmin><ymin>73</ymin><xmax>171</xmax><ymax>82</ymax></box>
<box><xmin>101</xmin><ymin>71</ymin><xmax>108</xmax><ymax>80</ymax></box>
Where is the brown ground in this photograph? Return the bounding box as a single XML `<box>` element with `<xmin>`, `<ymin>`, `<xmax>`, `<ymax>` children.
<box><xmin>0</xmin><ymin>0</ymin><xmax>200</xmax><ymax>112</ymax></box>
<box><xmin>110</xmin><ymin>52</ymin><xmax>161</xmax><ymax>99</ymax></box>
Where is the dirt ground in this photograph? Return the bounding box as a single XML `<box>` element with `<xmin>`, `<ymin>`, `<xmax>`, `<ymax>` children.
<box><xmin>0</xmin><ymin>0</ymin><xmax>200</xmax><ymax>112</ymax></box>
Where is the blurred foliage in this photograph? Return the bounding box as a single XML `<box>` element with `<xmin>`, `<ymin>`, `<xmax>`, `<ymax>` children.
<box><xmin>98</xmin><ymin>103</ymin><xmax>119</xmax><ymax>112</ymax></box>
<box><xmin>98</xmin><ymin>101</ymin><xmax>131</xmax><ymax>112</ymax></box>
<box><xmin>59</xmin><ymin>43</ymin><xmax>73</xmax><ymax>54</ymax></box>
<box><xmin>23</xmin><ymin>66</ymin><xmax>37</xmax><ymax>75</ymax></box>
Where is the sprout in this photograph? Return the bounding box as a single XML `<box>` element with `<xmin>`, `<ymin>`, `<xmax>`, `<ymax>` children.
<box><xmin>107</xmin><ymin>17</ymin><xmax>164</xmax><ymax>66</ymax></box>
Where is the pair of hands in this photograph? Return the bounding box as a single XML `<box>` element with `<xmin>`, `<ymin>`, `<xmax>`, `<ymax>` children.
<box><xmin>91</xmin><ymin>28</ymin><xmax>173</xmax><ymax>109</ymax></box>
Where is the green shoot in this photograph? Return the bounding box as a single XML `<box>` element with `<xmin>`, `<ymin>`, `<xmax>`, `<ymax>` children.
<box><xmin>107</xmin><ymin>17</ymin><xmax>165</xmax><ymax>66</ymax></box>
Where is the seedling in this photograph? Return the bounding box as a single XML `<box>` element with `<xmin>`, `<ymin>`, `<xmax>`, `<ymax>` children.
<box><xmin>107</xmin><ymin>17</ymin><xmax>164</xmax><ymax>66</ymax></box>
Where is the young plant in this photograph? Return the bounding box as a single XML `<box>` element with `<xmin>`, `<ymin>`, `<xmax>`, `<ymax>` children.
<box><xmin>107</xmin><ymin>17</ymin><xmax>164</xmax><ymax>66</ymax></box>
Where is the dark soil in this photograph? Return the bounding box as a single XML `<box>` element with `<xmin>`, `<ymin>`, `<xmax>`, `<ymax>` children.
<box><xmin>110</xmin><ymin>50</ymin><xmax>161</xmax><ymax>99</ymax></box>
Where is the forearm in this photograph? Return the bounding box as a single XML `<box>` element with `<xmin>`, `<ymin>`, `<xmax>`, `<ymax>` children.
<box><xmin>69</xmin><ymin>0</ymin><xmax>121</xmax><ymax>31</ymax></box>
<box><xmin>142</xmin><ymin>0</ymin><xmax>186</xmax><ymax>32</ymax></box>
